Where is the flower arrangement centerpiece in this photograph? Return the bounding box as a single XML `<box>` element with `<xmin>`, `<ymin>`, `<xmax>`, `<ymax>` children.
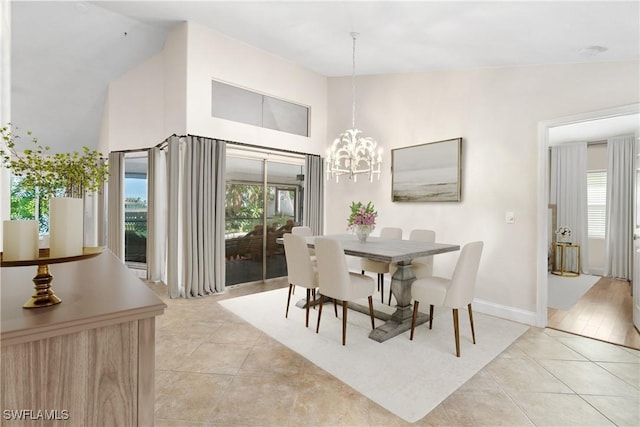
<box><xmin>347</xmin><ymin>201</ymin><xmax>377</xmax><ymax>243</ymax></box>
<box><xmin>555</xmin><ymin>226</ymin><xmax>572</xmax><ymax>243</ymax></box>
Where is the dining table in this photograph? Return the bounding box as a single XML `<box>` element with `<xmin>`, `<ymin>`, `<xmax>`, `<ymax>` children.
<box><xmin>303</xmin><ymin>234</ymin><xmax>460</xmax><ymax>343</ymax></box>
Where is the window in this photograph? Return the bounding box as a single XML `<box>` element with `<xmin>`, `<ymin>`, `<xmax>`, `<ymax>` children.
<box><xmin>9</xmin><ymin>174</ymin><xmax>50</xmax><ymax>235</ymax></box>
<box><xmin>587</xmin><ymin>170</ymin><xmax>607</xmax><ymax>238</ymax></box>
<box><xmin>124</xmin><ymin>154</ymin><xmax>148</xmax><ymax>265</ymax></box>
<box><xmin>211</xmin><ymin>80</ymin><xmax>309</xmax><ymax>137</ymax></box>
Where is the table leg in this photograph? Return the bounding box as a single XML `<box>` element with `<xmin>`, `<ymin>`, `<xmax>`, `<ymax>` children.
<box><xmin>368</xmin><ymin>261</ymin><xmax>428</xmax><ymax>342</ymax></box>
<box><xmin>295</xmin><ymin>294</ymin><xmax>321</xmax><ymax>309</ymax></box>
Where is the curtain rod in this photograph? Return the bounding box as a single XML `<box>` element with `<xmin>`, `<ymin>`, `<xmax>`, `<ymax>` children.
<box><xmin>169</xmin><ymin>133</ymin><xmax>315</xmax><ymax>157</ymax></box>
<box><xmin>109</xmin><ymin>147</ymin><xmax>150</xmax><ymax>154</ymax></box>
<box><xmin>216</xmin><ymin>138</ymin><xmax>315</xmax><ymax>158</ymax></box>
<box><xmin>110</xmin><ymin>133</ymin><xmax>321</xmax><ymax>159</ymax></box>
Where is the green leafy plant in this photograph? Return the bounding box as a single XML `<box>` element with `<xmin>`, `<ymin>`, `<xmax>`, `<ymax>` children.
<box><xmin>51</xmin><ymin>147</ymin><xmax>109</xmax><ymax>197</ymax></box>
<box><xmin>1</xmin><ymin>124</ymin><xmax>109</xmax><ymax>199</ymax></box>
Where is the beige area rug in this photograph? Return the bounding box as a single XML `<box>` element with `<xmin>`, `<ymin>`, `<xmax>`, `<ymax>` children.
<box><xmin>548</xmin><ymin>273</ymin><xmax>600</xmax><ymax>310</ymax></box>
<box><xmin>219</xmin><ymin>287</ymin><xmax>529</xmax><ymax>423</ymax></box>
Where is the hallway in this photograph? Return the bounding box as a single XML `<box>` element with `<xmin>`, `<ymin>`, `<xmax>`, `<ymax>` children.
<box><xmin>548</xmin><ymin>277</ymin><xmax>640</xmax><ymax>349</ymax></box>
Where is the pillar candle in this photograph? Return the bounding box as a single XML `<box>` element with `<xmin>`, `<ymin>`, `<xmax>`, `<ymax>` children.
<box><xmin>50</xmin><ymin>197</ymin><xmax>84</xmax><ymax>257</ymax></box>
<box><xmin>2</xmin><ymin>220</ymin><xmax>39</xmax><ymax>261</ymax></box>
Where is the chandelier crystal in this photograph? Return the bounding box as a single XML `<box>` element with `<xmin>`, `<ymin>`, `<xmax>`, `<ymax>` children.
<box><xmin>326</xmin><ymin>32</ymin><xmax>382</xmax><ymax>182</ymax></box>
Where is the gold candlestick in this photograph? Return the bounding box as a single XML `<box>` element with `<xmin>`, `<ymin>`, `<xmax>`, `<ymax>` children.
<box><xmin>1</xmin><ymin>247</ymin><xmax>105</xmax><ymax>309</ymax></box>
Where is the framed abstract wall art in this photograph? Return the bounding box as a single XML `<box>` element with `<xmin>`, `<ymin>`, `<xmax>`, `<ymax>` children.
<box><xmin>391</xmin><ymin>137</ymin><xmax>462</xmax><ymax>202</ymax></box>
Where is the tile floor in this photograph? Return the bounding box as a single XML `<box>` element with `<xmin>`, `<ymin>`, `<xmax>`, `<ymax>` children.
<box><xmin>147</xmin><ymin>280</ymin><xmax>639</xmax><ymax>427</ymax></box>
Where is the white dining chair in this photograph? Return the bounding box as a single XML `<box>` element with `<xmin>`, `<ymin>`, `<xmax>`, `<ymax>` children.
<box><xmin>291</xmin><ymin>226</ymin><xmax>312</xmax><ymax>236</ymax></box>
<box><xmin>291</xmin><ymin>225</ymin><xmax>316</xmax><ymax>295</ymax></box>
<box><xmin>409</xmin><ymin>241</ymin><xmax>484</xmax><ymax>357</ymax></box>
<box><xmin>292</xmin><ymin>226</ymin><xmax>315</xmax><ymax>255</ymax></box>
<box><xmin>283</xmin><ymin>233</ymin><xmax>318</xmax><ymax>328</ymax></box>
<box><xmin>388</xmin><ymin>229</ymin><xmax>436</xmax><ymax>306</ymax></box>
<box><xmin>361</xmin><ymin>227</ymin><xmax>402</xmax><ymax>303</ymax></box>
<box><xmin>315</xmin><ymin>237</ymin><xmax>376</xmax><ymax>345</ymax></box>
<box><xmin>408</xmin><ymin>229</ymin><xmax>436</xmax><ymax>279</ymax></box>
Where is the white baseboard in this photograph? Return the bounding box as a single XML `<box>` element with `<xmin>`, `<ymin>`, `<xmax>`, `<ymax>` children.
<box><xmin>128</xmin><ymin>268</ymin><xmax>147</xmax><ymax>279</ymax></box>
<box><xmin>472</xmin><ymin>298</ymin><xmax>537</xmax><ymax>326</ymax></box>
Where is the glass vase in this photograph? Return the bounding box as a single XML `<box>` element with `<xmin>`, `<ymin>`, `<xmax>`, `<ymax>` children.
<box><xmin>354</xmin><ymin>224</ymin><xmax>371</xmax><ymax>243</ymax></box>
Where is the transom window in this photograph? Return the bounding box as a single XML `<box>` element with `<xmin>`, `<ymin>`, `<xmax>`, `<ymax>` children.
<box><xmin>211</xmin><ymin>80</ymin><xmax>309</xmax><ymax>137</ymax></box>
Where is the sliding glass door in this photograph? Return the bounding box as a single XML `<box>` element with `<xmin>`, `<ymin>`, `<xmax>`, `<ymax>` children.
<box><xmin>225</xmin><ymin>156</ymin><xmax>265</xmax><ymax>284</ymax></box>
<box><xmin>264</xmin><ymin>160</ymin><xmax>303</xmax><ymax>280</ymax></box>
<box><xmin>225</xmin><ymin>149</ymin><xmax>305</xmax><ymax>285</ymax></box>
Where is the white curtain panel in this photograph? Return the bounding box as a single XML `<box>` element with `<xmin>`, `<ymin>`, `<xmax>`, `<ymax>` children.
<box><xmin>166</xmin><ymin>135</ymin><xmax>226</xmax><ymax>298</ymax></box>
<box><xmin>304</xmin><ymin>154</ymin><xmax>324</xmax><ymax>235</ymax></box>
<box><xmin>550</xmin><ymin>142</ymin><xmax>588</xmax><ymax>273</ymax></box>
<box><xmin>96</xmin><ymin>158</ymin><xmax>108</xmax><ymax>247</ymax></box>
<box><xmin>107</xmin><ymin>151</ymin><xmax>124</xmax><ymax>260</ymax></box>
<box><xmin>147</xmin><ymin>146</ymin><xmax>167</xmax><ymax>283</ymax></box>
<box><xmin>605</xmin><ymin>135</ymin><xmax>635</xmax><ymax>280</ymax></box>
<box><xmin>166</xmin><ymin>136</ymin><xmax>182</xmax><ymax>298</ymax></box>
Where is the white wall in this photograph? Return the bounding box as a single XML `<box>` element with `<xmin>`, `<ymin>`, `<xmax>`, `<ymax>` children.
<box><xmin>105</xmin><ymin>24</ymin><xmax>188</xmax><ymax>151</ymax></box>
<box><xmin>326</xmin><ymin>61</ymin><xmax>639</xmax><ymax>321</ymax></box>
<box><xmin>0</xmin><ymin>0</ymin><xmax>10</xmax><ymax>251</ymax></box>
<box><xmin>163</xmin><ymin>23</ymin><xmax>189</xmax><ymax>139</ymax></box>
<box><xmin>184</xmin><ymin>21</ymin><xmax>327</xmax><ymax>155</ymax></box>
<box><xmin>106</xmin><ymin>52</ymin><xmax>169</xmax><ymax>151</ymax></box>
<box><xmin>105</xmin><ymin>21</ymin><xmax>328</xmax><ymax>156</ymax></box>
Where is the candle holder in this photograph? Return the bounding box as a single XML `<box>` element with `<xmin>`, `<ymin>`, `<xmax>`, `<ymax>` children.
<box><xmin>1</xmin><ymin>247</ymin><xmax>105</xmax><ymax>308</ymax></box>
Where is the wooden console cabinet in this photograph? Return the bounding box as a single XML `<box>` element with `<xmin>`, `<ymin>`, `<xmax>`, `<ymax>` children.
<box><xmin>1</xmin><ymin>251</ymin><xmax>166</xmax><ymax>426</ymax></box>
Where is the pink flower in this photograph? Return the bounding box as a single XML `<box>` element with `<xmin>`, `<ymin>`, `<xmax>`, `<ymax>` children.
<box><xmin>347</xmin><ymin>201</ymin><xmax>377</xmax><ymax>231</ymax></box>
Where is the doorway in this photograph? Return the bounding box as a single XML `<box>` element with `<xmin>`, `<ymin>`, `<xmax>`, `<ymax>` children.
<box><xmin>537</xmin><ymin>103</ymin><xmax>640</xmax><ymax>347</ymax></box>
<box><xmin>548</xmin><ymin>276</ymin><xmax>639</xmax><ymax>348</ymax></box>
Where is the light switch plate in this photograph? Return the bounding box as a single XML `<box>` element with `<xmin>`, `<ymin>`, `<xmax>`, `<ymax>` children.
<box><xmin>506</xmin><ymin>211</ymin><xmax>515</xmax><ymax>224</ymax></box>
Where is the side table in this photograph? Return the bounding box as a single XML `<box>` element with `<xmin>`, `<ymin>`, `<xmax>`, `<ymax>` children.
<box><xmin>551</xmin><ymin>242</ymin><xmax>581</xmax><ymax>277</ymax></box>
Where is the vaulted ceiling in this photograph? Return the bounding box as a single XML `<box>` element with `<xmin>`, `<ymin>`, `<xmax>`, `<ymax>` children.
<box><xmin>10</xmin><ymin>1</ymin><xmax>640</xmax><ymax>152</ymax></box>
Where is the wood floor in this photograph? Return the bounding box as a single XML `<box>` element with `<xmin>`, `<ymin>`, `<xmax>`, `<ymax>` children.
<box><xmin>548</xmin><ymin>277</ymin><xmax>640</xmax><ymax>349</ymax></box>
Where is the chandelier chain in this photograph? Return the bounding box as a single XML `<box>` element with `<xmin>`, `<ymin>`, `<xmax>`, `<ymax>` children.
<box><xmin>351</xmin><ymin>32</ymin><xmax>357</xmax><ymax>130</ymax></box>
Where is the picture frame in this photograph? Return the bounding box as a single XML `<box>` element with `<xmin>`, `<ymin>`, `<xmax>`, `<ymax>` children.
<box><xmin>391</xmin><ymin>137</ymin><xmax>462</xmax><ymax>202</ymax></box>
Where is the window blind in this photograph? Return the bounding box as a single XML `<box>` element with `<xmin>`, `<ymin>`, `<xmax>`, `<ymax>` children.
<box><xmin>587</xmin><ymin>170</ymin><xmax>607</xmax><ymax>238</ymax></box>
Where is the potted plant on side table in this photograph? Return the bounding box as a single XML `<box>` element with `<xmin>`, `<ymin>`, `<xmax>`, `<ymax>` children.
<box><xmin>1</xmin><ymin>124</ymin><xmax>109</xmax><ymax>258</ymax></box>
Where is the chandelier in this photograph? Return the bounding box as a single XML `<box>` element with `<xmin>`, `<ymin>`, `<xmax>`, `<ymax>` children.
<box><xmin>326</xmin><ymin>32</ymin><xmax>382</xmax><ymax>182</ymax></box>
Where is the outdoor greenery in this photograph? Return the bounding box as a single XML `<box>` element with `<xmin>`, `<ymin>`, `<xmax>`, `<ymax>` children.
<box><xmin>10</xmin><ymin>176</ymin><xmax>50</xmax><ymax>233</ymax></box>
<box><xmin>124</xmin><ymin>197</ymin><xmax>148</xmax><ymax>263</ymax></box>
<box><xmin>225</xmin><ymin>183</ymin><xmax>265</xmax><ymax>233</ymax></box>
<box><xmin>224</xmin><ymin>183</ymin><xmax>294</xmax><ymax>234</ymax></box>
<box><xmin>1</xmin><ymin>124</ymin><xmax>109</xmax><ymax>232</ymax></box>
